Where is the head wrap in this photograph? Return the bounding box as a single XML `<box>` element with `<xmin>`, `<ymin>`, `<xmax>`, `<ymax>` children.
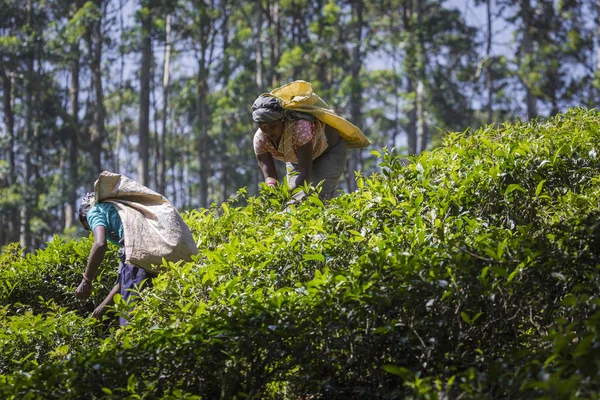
<box><xmin>251</xmin><ymin>94</ymin><xmax>317</xmax><ymax>123</ymax></box>
<box><xmin>81</xmin><ymin>192</ymin><xmax>95</xmax><ymax>208</ymax></box>
<box><xmin>78</xmin><ymin>192</ymin><xmax>96</xmax><ymax>225</ymax></box>
<box><xmin>251</xmin><ymin>95</ymin><xmax>284</xmax><ymax>123</ymax></box>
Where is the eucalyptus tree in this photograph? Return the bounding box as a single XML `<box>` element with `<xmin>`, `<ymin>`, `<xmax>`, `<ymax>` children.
<box><xmin>596</xmin><ymin>0</ymin><xmax>600</xmax><ymax>102</ymax></box>
<box><xmin>172</xmin><ymin>0</ymin><xmax>228</xmax><ymax>208</ymax></box>
<box><xmin>372</xmin><ymin>0</ymin><xmax>476</xmax><ymax>154</ymax></box>
<box><xmin>56</xmin><ymin>0</ymin><xmax>87</xmax><ymax>230</ymax></box>
<box><xmin>474</xmin><ymin>0</ymin><xmax>495</xmax><ymax>124</ymax></box>
<box><xmin>496</xmin><ymin>0</ymin><xmax>593</xmax><ymax>117</ymax></box>
<box><xmin>83</xmin><ymin>0</ymin><xmax>107</xmax><ymax>175</ymax></box>
<box><xmin>158</xmin><ymin>12</ymin><xmax>173</xmax><ymax>194</ymax></box>
<box><xmin>345</xmin><ymin>0</ymin><xmax>367</xmax><ymax>191</ymax></box>
<box><xmin>20</xmin><ymin>0</ymin><xmax>37</xmax><ymax>250</ymax></box>
<box><xmin>1</xmin><ymin>0</ymin><xmax>53</xmax><ymax>250</ymax></box>
<box><xmin>534</xmin><ymin>0</ymin><xmax>593</xmax><ymax>114</ymax></box>
<box><xmin>0</xmin><ymin>0</ymin><xmax>24</xmax><ymax>245</ymax></box>
<box><xmin>219</xmin><ymin>1</ymin><xmax>266</xmax><ymax>200</ymax></box>
<box><xmin>138</xmin><ymin>0</ymin><xmax>153</xmax><ymax>186</ymax></box>
<box><xmin>517</xmin><ymin>0</ymin><xmax>538</xmax><ymax>118</ymax></box>
<box><xmin>0</xmin><ymin>0</ymin><xmax>89</xmax><ymax>247</ymax></box>
<box><xmin>422</xmin><ymin>2</ymin><xmax>478</xmax><ymax>135</ymax></box>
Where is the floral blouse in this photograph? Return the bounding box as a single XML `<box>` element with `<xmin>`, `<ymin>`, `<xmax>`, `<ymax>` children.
<box><xmin>253</xmin><ymin>119</ymin><xmax>329</xmax><ymax>163</ymax></box>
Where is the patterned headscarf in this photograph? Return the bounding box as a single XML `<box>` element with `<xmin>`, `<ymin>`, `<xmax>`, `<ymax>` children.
<box><xmin>78</xmin><ymin>192</ymin><xmax>96</xmax><ymax>226</ymax></box>
<box><xmin>251</xmin><ymin>95</ymin><xmax>284</xmax><ymax>123</ymax></box>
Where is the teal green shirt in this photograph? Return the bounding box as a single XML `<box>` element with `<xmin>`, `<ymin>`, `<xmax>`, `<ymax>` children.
<box><xmin>86</xmin><ymin>203</ymin><xmax>124</xmax><ymax>246</ymax></box>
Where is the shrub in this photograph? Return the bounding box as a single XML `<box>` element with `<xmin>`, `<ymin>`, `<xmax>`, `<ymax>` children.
<box><xmin>0</xmin><ymin>108</ymin><xmax>599</xmax><ymax>399</ymax></box>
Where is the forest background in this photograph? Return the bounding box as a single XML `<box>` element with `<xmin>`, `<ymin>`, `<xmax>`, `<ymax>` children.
<box><xmin>1</xmin><ymin>0</ymin><xmax>599</xmax><ymax>251</ymax></box>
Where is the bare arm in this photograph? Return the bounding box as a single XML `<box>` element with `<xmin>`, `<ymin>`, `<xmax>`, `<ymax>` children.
<box><xmin>92</xmin><ymin>282</ymin><xmax>121</xmax><ymax>319</ymax></box>
<box><xmin>290</xmin><ymin>140</ymin><xmax>313</xmax><ymax>191</ymax></box>
<box><xmin>256</xmin><ymin>152</ymin><xmax>279</xmax><ymax>185</ymax></box>
<box><xmin>76</xmin><ymin>225</ymin><xmax>107</xmax><ymax>300</ymax></box>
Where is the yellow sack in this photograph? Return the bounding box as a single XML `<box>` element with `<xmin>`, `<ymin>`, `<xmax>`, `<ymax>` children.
<box><xmin>270</xmin><ymin>80</ymin><xmax>370</xmax><ymax>149</ymax></box>
<box><xmin>94</xmin><ymin>171</ymin><xmax>198</xmax><ymax>273</ymax></box>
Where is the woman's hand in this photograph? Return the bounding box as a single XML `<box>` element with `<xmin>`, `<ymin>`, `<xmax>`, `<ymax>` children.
<box><xmin>256</xmin><ymin>152</ymin><xmax>279</xmax><ymax>186</ymax></box>
<box><xmin>76</xmin><ymin>277</ymin><xmax>93</xmax><ymax>300</ymax></box>
<box><xmin>92</xmin><ymin>303</ymin><xmax>107</xmax><ymax>319</ymax></box>
<box><xmin>265</xmin><ymin>177</ymin><xmax>278</xmax><ymax>187</ymax></box>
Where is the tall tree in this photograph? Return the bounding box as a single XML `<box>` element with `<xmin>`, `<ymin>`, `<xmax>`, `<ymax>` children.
<box><xmin>138</xmin><ymin>2</ymin><xmax>152</xmax><ymax>186</ymax></box>
<box><xmin>64</xmin><ymin>1</ymin><xmax>82</xmax><ymax>230</ymax></box>
<box><xmin>415</xmin><ymin>0</ymin><xmax>428</xmax><ymax>152</ymax></box>
<box><xmin>177</xmin><ymin>0</ymin><xmax>222</xmax><ymax>207</ymax></box>
<box><xmin>346</xmin><ymin>0</ymin><xmax>365</xmax><ymax>191</ymax></box>
<box><xmin>20</xmin><ymin>0</ymin><xmax>36</xmax><ymax>250</ymax></box>
<box><xmin>597</xmin><ymin>0</ymin><xmax>600</xmax><ymax>84</ymax></box>
<box><xmin>0</xmin><ymin>63</ymin><xmax>19</xmax><ymax>243</ymax></box>
<box><xmin>255</xmin><ymin>0</ymin><xmax>264</xmax><ymax>91</ymax></box>
<box><xmin>268</xmin><ymin>0</ymin><xmax>281</xmax><ymax>87</ymax></box>
<box><xmin>159</xmin><ymin>13</ymin><xmax>172</xmax><ymax>195</ymax></box>
<box><xmin>86</xmin><ymin>0</ymin><xmax>105</xmax><ymax>176</ymax></box>
<box><xmin>484</xmin><ymin>0</ymin><xmax>494</xmax><ymax>124</ymax></box>
<box><xmin>502</xmin><ymin>0</ymin><xmax>538</xmax><ymax>118</ymax></box>
<box><xmin>402</xmin><ymin>0</ymin><xmax>418</xmax><ymax>154</ymax></box>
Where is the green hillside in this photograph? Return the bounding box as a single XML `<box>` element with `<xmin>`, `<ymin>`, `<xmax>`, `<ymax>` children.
<box><xmin>1</xmin><ymin>108</ymin><xmax>599</xmax><ymax>399</ymax></box>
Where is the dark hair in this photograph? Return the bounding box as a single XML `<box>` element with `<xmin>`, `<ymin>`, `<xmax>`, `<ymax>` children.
<box><xmin>78</xmin><ymin>192</ymin><xmax>95</xmax><ymax>226</ymax></box>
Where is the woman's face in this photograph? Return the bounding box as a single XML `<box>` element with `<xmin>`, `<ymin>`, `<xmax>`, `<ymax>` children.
<box><xmin>81</xmin><ymin>217</ymin><xmax>91</xmax><ymax>232</ymax></box>
<box><xmin>258</xmin><ymin>120</ymin><xmax>284</xmax><ymax>140</ymax></box>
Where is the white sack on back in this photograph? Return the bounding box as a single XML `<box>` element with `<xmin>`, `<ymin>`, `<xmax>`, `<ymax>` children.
<box><xmin>94</xmin><ymin>171</ymin><xmax>198</xmax><ymax>273</ymax></box>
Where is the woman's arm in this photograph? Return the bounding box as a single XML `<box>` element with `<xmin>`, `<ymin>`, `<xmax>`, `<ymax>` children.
<box><xmin>92</xmin><ymin>282</ymin><xmax>121</xmax><ymax>319</ymax></box>
<box><xmin>256</xmin><ymin>152</ymin><xmax>279</xmax><ymax>186</ymax></box>
<box><xmin>76</xmin><ymin>225</ymin><xmax>107</xmax><ymax>300</ymax></box>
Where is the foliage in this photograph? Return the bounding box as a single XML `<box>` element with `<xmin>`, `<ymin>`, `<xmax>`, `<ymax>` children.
<box><xmin>0</xmin><ymin>235</ymin><xmax>119</xmax><ymax>315</ymax></box>
<box><xmin>0</xmin><ymin>108</ymin><xmax>599</xmax><ymax>398</ymax></box>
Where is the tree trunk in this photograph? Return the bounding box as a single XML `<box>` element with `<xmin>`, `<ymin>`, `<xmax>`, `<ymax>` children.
<box><xmin>270</xmin><ymin>0</ymin><xmax>280</xmax><ymax>87</ymax></box>
<box><xmin>221</xmin><ymin>5</ymin><xmax>231</xmax><ymax>204</ymax></box>
<box><xmin>407</xmin><ymin>78</ymin><xmax>417</xmax><ymax>154</ymax></box>
<box><xmin>138</xmin><ymin>6</ymin><xmax>152</xmax><ymax>186</ymax></box>
<box><xmin>20</xmin><ymin>0</ymin><xmax>34</xmax><ymax>251</ymax></box>
<box><xmin>596</xmin><ymin>0</ymin><xmax>600</xmax><ymax>103</ymax></box>
<box><xmin>197</xmin><ymin>52</ymin><xmax>209</xmax><ymax>208</ymax></box>
<box><xmin>403</xmin><ymin>0</ymin><xmax>417</xmax><ymax>154</ymax></box>
<box><xmin>89</xmin><ymin>2</ymin><xmax>104</xmax><ymax>176</ymax></box>
<box><xmin>65</xmin><ymin>37</ymin><xmax>80</xmax><ymax>230</ymax></box>
<box><xmin>114</xmin><ymin>0</ymin><xmax>126</xmax><ymax>173</ymax></box>
<box><xmin>255</xmin><ymin>0</ymin><xmax>264</xmax><ymax>91</ymax></box>
<box><xmin>597</xmin><ymin>0</ymin><xmax>600</xmax><ymax>71</ymax></box>
<box><xmin>416</xmin><ymin>0</ymin><xmax>428</xmax><ymax>153</ymax></box>
<box><xmin>2</xmin><ymin>67</ymin><xmax>19</xmax><ymax>243</ymax></box>
<box><xmin>521</xmin><ymin>0</ymin><xmax>538</xmax><ymax>119</ymax></box>
<box><xmin>158</xmin><ymin>14</ymin><xmax>172</xmax><ymax>195</ymax></box>
<box><xmin>416</xmin><ymin>80</ymin><xmax>428</xmax><ymax>152</ymax></box>
<box><xmin>346</xmin><ymin>0</ymin><xmax>364</xmax><ymax>192</ymax></box>
<box><xmin>486</xmin><ymin>0</ymin><xmax>493</xmax><ymax>125</ymax></box>
<box><xmin>2</xmin><ymin>71</ymin><xmax>15</xmax><ymax>188</ymax></box>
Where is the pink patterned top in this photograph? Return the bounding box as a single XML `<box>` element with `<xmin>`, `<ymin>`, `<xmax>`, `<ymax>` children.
<box><xmin>253</xmin><ymin>119</ymin><xmax>328</xmax><ymax>163</ymax></box>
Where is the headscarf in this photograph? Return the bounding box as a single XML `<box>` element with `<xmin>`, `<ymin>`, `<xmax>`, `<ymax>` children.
<box><xmin>78</xmin><ymin>192</ymin><xmax>96</xmax><ymax>225</ymax></box>
<box><xmin>251</xmin><ymin>95</ymin><xmax>284</xmax><ymax>123</ymax></box>
<box><xmin>251</xmin><ymin>94</ymin><xmax>316</xmax><ymax>123</ymax></box>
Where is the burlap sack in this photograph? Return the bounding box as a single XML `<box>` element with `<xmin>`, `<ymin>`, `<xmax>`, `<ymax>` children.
<box><xmin>94</xmin><ymin>171</ymin><xmax>198</xmax><ymax>273</ymax></box>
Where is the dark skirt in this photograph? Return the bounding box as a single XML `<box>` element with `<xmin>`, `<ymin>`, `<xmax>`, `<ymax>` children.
<box><xmin>286</xmin><ymin>125</ymin><xmax>348</xmax><ymax>200</ymax></box>
<box><xmin>117</xmin><ymin>250</ymin><xmax>156</xmax><ymax>326</ymax></box>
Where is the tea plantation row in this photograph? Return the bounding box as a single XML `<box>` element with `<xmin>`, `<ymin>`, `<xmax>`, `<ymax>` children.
<box><xmin>0</xmin><ymin>108</ymin><xmax>599</xmax><ymax>399</ymax></box>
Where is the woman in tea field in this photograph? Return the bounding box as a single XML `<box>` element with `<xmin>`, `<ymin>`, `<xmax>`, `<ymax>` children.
<box><xmin>251</xmin><ymin>81</ymin><xmax>369</xmax><ymax>201</ymax></box>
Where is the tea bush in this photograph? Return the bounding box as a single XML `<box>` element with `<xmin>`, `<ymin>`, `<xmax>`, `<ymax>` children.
<box><xmin>0</xmin><ymin>108</ymin><xmax>598</xmax><ymax>399</ymax></box>
<box><xmin>0</xmin><ymin>236</ymin><xmax>119</xmax><ymax>315</ymax></box>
